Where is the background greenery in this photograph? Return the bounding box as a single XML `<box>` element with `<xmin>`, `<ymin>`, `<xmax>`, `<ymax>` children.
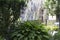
<box><xmin>0</xmin><ymin>0</ymin><xmax>60</xmax><ymax>40</ymax></box>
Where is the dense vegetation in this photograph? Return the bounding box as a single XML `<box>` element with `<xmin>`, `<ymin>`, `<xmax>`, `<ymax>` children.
<box><xmin>0</xmin><ymin>20</ymin><xmax>51</xmax><ymax>40</ymax></box>
<box><xmin>44</xmin><ymin>0</ymin><xmax>60</xmax><ymax>28</ymax></box>
<box><xmin>0</xmin><ymin>0</ymin><xmax>51</xmax><ymax>40</ymax></box>
<box><xmin>0</xmin><ymin>0</ymin><xmax>27</xmax><ymax>40</ymax></box>
<box><xmin>44</xmin><ymin>0</ymin><xmax>60</xmax><ymax>40</ymax></box>
<box><xmin>10</xmin><ymin>21</ymin><xmax>51</xmax><ymax>40</ymax></box>
<box><xmin>0</xmin><ymin>0</ymin><xmax>60</xmax><ymax>40</ymax></box>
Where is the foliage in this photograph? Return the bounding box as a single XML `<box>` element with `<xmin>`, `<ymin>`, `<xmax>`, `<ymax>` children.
<box><xmin>0</xmin><ymin>36</ymin><xmax>4</xmax><ymax>40</ymax></box>
<box><xmin>44</xmin><ymin>0</ymin><xmax>60</xmax><ymax>29</ymax></box>
<box><xmin>0</xmin><ymin>0</ymin><xmax>52</xmax><ymax>40</ymax></box>
<box><xmin>53</xmin><ymin>30</ymin><xmax>60</xmax><ymax>40</ymax></box>
<box><xmin>44</xmin><ymin>0</ymin><xmax>58</xmax><ymax>15</ymax></box>
<box><xmin>10</xmin><ymin>21</ymin><xmax>51</xmax><ymax>40</ymax></box>
<box><xmin>0</xmin><ymin>0</ymin><xmax>27</xmax><ymax>40</ymax></box>
<box><xmin>44</xmin><ymin>25</ymin><xmax>58</xmax><ymax>31</ymax></box>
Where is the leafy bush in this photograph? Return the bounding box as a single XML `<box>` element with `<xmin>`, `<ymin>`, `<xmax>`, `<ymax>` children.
<box><xmin>53</xmin><ymin>30</ymin><xmax>60</xmax><ymax>40</ymax></box>
<box><xmin>10</xmin><ymin>21</ymin><xmax>51</xmax><ymax>40</ymax></box>
<box><xmin>0</xmin><ymin>21</ymin><xmax>51</xmax><ymax>40</ymax></box>
<box><xmin>0</xmin><ymin>36</ymin><xmax>4</xmax><ymax>40</ymax></box>
<box><xmin>44</xmin><ymin>26</ymin><xmax>58</xmax><ymax>31</ymax></box>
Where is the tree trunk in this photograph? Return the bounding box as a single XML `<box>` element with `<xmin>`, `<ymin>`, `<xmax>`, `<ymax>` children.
<box><xmin>56</xmin><ymin>14</ymin><xmax>59</xmax><ymax>22</ymax></box>
<box><xmin>58</xmin><ymin>15</ymin><xmax>60</xmax><ymax>29</ymax></box>
<box><xmin>59</xmin><ymin>20</ymin><xmax>60</xmax><ymax>29</ymax></box>
<box><xmin>56</xmin><ymin>14</ymin><xmax>60</xmax><ymax>29</ymax></box>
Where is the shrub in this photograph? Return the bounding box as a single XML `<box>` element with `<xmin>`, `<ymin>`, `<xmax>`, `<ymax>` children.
<box><xmin>11</xmin><ymin>21</ymin><xmax>51</xmax><ymax>40</ymax></box>
<box><xmin>44</xmin><ymin>25</ymin><xmax>58</xmax><ymax>31</ymax></box>
<box><xmin>53</xmin><ymin>30</ymin><xmax>60</xmax><ymax>40</ymax></box>
<box><xmin>0</xmin><ymin>36</ymin><xmax>4</xmax><ymax>40</ymax></box>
